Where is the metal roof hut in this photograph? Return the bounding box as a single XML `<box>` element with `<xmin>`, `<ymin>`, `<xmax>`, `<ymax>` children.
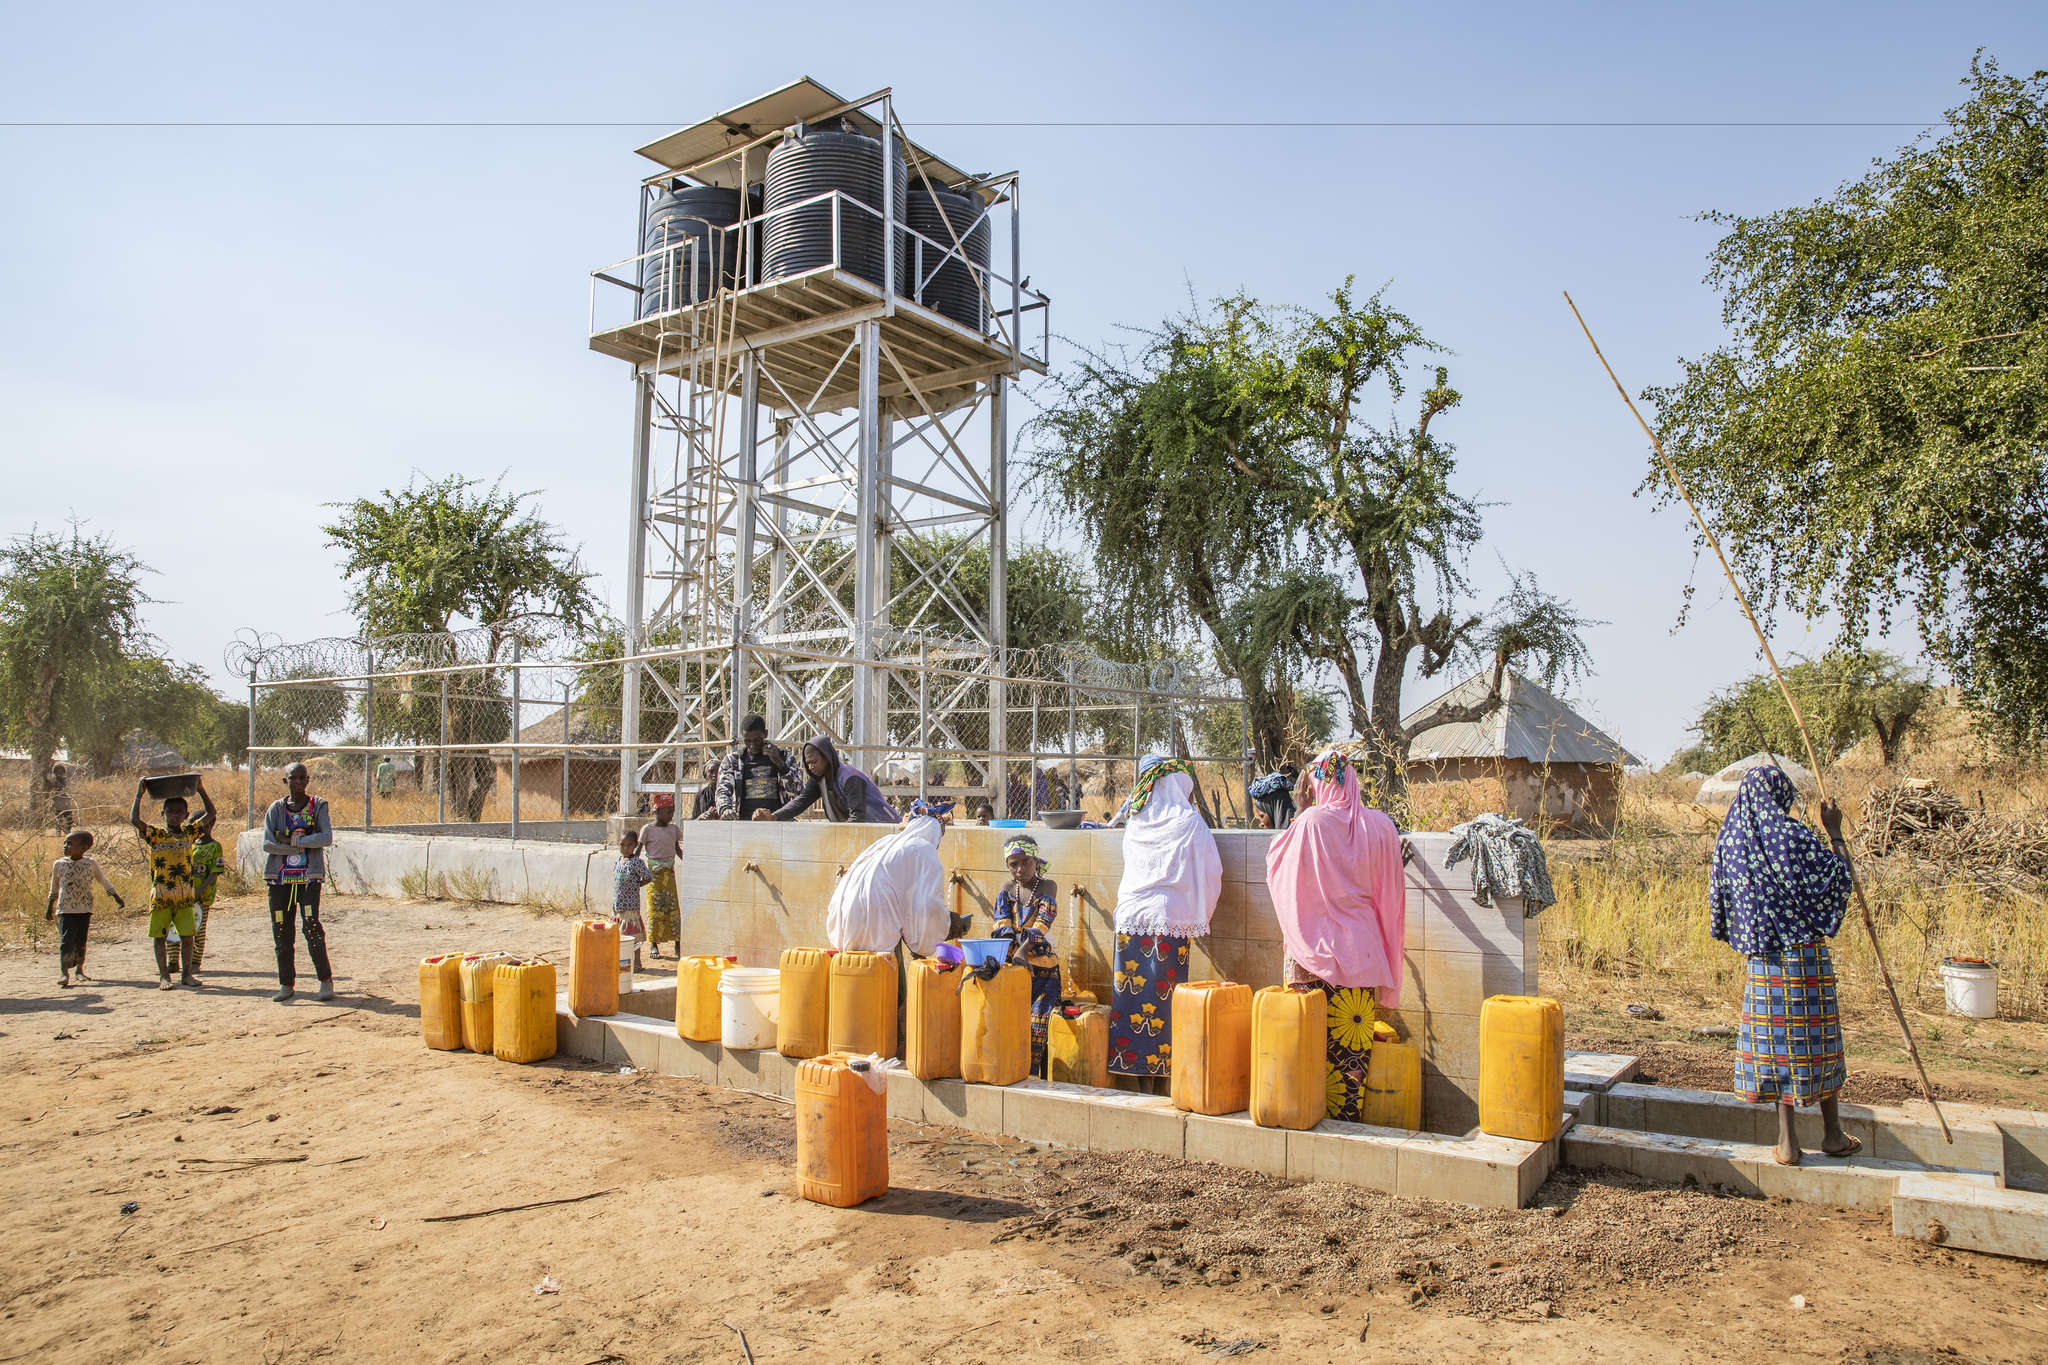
<box><xmin>492</xmin><ymin>707</ymin><xmax>625</xmax><ymax>817</ymax></box>
<box><xmin>1402</xmin><ymin>671</ymin><xmax>1640</xmax><ymax>834</ymax></box>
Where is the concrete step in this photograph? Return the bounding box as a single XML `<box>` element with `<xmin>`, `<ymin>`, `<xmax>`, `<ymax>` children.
<box><xmin>1561</xmin><ymin>1123</ymin><xmax>2003</xmax><ymax>1214</ymax></box>
<box><xmin>1894</xmin><ymin>1173</ymin><xmax>2048</xmax><ymax>1261</ymax></box>
<box><xmin>1563</xmin><ymin>1050</ymin><xmax>1639</xmax><ymax>1093</ymax></box>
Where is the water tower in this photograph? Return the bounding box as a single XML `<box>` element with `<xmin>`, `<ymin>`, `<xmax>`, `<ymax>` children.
<box><xmin>586</xmin><ymin>78</ymin><xmax>1048</xmax><ymax>808</ymax></box>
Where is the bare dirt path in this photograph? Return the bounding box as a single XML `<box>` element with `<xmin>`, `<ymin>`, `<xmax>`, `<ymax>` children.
<box><xmin>1</xmin><ymin>894</ymin><xmax>2044</xmax><ymax>1363</ymax></box>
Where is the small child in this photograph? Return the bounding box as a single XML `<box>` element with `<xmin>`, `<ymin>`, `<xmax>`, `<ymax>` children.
<box><xmin>612</xmin><ymin>830</ymin><xmax>651</xmax><ymax>971</ymax></box>
<box><xmin>45</xmin><ymin>830</ymin><xmax>124</xmax><ymax>988</ymax></box>
<box><xmin>185</xmin><ymin>828</ymin><xmax>226</xmax><ymax>974</ymax></box>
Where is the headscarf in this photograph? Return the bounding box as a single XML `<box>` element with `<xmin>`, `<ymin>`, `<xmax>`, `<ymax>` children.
<box><xmin>1111</xmin><ymin>754</ymin><xmax>1188</xmax><ymax>826</ymax></box>
<box><xmin>826</xmin><ymin>814</ymin><xmax>949</xmax><ymax>954</ymax></box>
<box><xmin>1002</xmin><ymin>834</ymin><xmax>1046</xmax><ymax>869</ymax></box>
<box><xmin>1265</xmin><ymin>749</ymin><xmax>1406</xmax><ymax>1003</ymax></box>
<box><xmin>1114</xmin><ymin>764</ymin><xmax>1221</xmax><ymax>937</ymax></box>
<box><xmin>1709</xmin><ymin>766</ymin><xmax>1850</xmax><ymax>955</ymax></box>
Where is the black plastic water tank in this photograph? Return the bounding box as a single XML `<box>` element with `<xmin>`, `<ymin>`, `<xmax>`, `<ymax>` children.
<box><xmin>640</xmin><ymin>185</ymin><xmax>743</xmax><ymax>317</ymax></box>
<box><xmin>905</xmin><ymin>181</ymin><xmax>991</xmax><ymax>331</ymax></box>
<box><xmin>761</xmin><ymin>124</ymin><xmax>906</xmax><ymax>292</ymax></box>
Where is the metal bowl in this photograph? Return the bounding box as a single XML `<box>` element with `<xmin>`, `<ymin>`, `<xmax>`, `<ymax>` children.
<box><xmin>1039</xmin><ymin>809</ymin><xmax>1084</xmax><ymax>830</ymax></box>
<box><xmin>141</xmin><ymin>772</ymin><xmax>203</xmax><ymax>801</ymax></box>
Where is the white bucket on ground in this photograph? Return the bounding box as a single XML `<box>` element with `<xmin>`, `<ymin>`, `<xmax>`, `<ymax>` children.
<box><xmin>1939</xmin><ymin>958</ymin><xmax>1999</xmax><ymax>1019</ymax></box>
<box><xmin>719</xmin><ymin>967</ymin><xmax>782</xmax><ymax>1049</ymax></box>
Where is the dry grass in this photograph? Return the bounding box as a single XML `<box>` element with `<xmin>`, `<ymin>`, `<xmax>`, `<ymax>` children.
<box><xmin>1539</xmin><ymin>756</ymin><xmax>2048</xmax><ymax>1021</ymax></box>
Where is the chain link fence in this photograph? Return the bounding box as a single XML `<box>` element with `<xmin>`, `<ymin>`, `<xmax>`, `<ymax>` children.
<box><xmin>231</xmin><ymin>622</ymin><xmax>1252</xmax><ymax>836</ymax></box>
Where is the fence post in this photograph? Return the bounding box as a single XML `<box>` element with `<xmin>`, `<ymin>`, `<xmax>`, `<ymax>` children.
<box><xmin>1029</xmin><ymin>687</ymin><xmax>1040</xmax><ymax>819</ymax></box>
<box><xmin>1241</xmin><ymin>698</ymin><xmax>1254</xmax><ymax>830</ymax></box>
<box><xmin>245</xmin><ymin>666</ymin><xmax>258</xmax><ymax>831</ymax></box>
<box><xmin>510</xmin><ymin>639</ymin><xmax>522</xmax><ymax>841</ymax></box>
<box><xmin>562</xmin><ymin>681</ymin><xmax>572</xmax><ymax>836</ymax></box>
<box><xmin>918</xmin><ymin>637</ymin><xmax>929</xmax><ymax>807</ymax></box>
<box><xmin>361</xmin><ymin>637</ymin><xmax>374</xmax><ymax>833</ymax></box>
<box><xmin>437</xmin><ymin>675</ymin><xmax>449</xmax><ymax>824</ymax></box>
<box><xmin>1066</xmin><ymin>659</ymin><xmax>1078</xmax><ymax>815</ymax></box>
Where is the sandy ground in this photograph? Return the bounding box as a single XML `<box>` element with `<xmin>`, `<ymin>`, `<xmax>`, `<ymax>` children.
<box><xmin>2</xmin><ymin>894</ymin><xmax>2046</xmax><ymax>1364</ymax></box>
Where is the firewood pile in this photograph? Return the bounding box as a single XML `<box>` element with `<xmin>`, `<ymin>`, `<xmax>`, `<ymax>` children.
<box><xmin>1859</xmin><ymin>778</ymin><xmax>2048</xmax><ymax>887</ymax></box>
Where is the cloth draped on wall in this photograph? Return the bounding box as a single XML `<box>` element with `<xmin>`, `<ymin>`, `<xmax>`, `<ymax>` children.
<box><xmin>1708</xmin><ymin>766</ymin><xmax>1850</xmax><ymax>956</ymax></box>
<box><xmin>1266</xmin><ymin>749</ymin><xmax>1407</xmax><ymax>1007</ymax></box>
<box><xmin>825</xmin><ymin>815</ymin><xmax>949</xmax><ymax>955</ymax></box>
<box><xmin>1444</xmin><ymin>813</ymin><xmax>1557</xmax><ymax>917</ymax></box>
<box><xmin>1112</xmin><ymin>759</ymin><xmax>1221</xmax><ymax>939</ymax></box>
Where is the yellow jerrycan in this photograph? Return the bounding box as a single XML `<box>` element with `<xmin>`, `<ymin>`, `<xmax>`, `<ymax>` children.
<box><xmin>1170</xmin><ymin>981</ymin><xmax>1253</xmax><ymax>1115</ymax></box>
<box><xmin>827</xmin><ymin>950</ymin><xmax>898</xmax><ymax>1058</ymax></box>
<box><xmin>676</xmin><ymin>954</ymin><xmax>737</xmax><ymax>1042</ymax></box>
<box><xmin>777</xmin><ymin>947</ymin><xmax>833</xmax><ymax>1059</ymax></box>
<box><xmin>1047</xmin><ymin>1004</ymin><xmax>1109</xmax><ymax>1088</ymax></box>
<box><xmin>796</xmin><ymin>1054</ymin><xmax>890</xmax><ymax>1208</ymax></box>
<box><xmin>1361</xmin><ymin>1023</ymin><xmax>1422</xmax><ymax>1131</ymax></box>
<box><xmin>457</xmin><ymin>952</ymin><xmax>512</xmax><ymax>1054</ymax></box>
<box><xmin>417</xmin><ymin>953</ymin><xmax>464</xmax><ymax>1050</ymax></box>
<box><xmin>492</xmin><ymin>959</ymin><xmax>558</xmax><ymax>1064</ymax></box>
<box><xmin>960</xmin><ymin>963</ymin><xmax>1031</xmax><ymax>1086</ymax></box>
<box><xmin>1478</xmin><ymin>994</ymin><xmax>1564</xmax><ymax>1141</ymax></box>
<box><xmin>1250</xmin><ymin>986</ymin><xmax>1326</xmax><ymax>1130</ymax></box>
<box><xmin>904</xmin><ymin>957</ymin><xmax>963</xmax><ymax>1080</ymax></box>
<box><xmin>567</xmin><ymin>919</ymin><xmax>621</xmax><ymax>1017</ymax></box>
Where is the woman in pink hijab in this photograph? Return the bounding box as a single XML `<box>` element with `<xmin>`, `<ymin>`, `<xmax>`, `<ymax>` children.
<box><xmin>1265</xmin><ymin>748</ymin><xmax>1406</xmax><ymax>1121</ymax></box>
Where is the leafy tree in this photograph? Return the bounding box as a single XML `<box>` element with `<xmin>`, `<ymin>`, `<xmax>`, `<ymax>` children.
<box><xmin>253</xmin><ymin>665</ymin><xmax>352</xmax><ymax>750</ymax></box>
<box><xmin>77</xmin><ymin>656</ymin><xmax>240</xmax><ymax>771</ymax></box>
<box><xmin>1035</xmin><ymin>283</ymin><xmax>1599</xmax><ymax>793</ymax></box>
<box><xmin>325</xmin><ymin>475</ymin><xmax>599</xmax><ymax>819</ymax></box>
<box><xmin>1689</xmin><ymin>648</ymin><xmax>1936</xmax><ymax>770</ymax></box>
<box><xmin>0</xmin><ymin>526</ymin><xmax>151</xmax><ymax>821</ymax></box>
<box><xmin>1647</xmin><ymin>56</ymin><xmax>2048</xmax><ymax>749</ymax></box>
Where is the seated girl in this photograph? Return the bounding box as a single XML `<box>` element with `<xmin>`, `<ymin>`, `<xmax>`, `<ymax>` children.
<box><xmin>988</xmin><ymin>834</ymin><xmax>1064</xmax><ymax>1078</ymax></box>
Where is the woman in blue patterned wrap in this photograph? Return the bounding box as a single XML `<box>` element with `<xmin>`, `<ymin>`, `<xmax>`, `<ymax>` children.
<box><xmin>1709</xmin><ymin>765</ymin><xmax>1860</xmax><ymax>1165</ymax></box>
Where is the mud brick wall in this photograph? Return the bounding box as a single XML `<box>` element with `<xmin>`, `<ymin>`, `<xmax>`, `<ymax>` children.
<box><xmin>668</xmin><ymin>822</ymin><xmax>1529</xmax><ymax>1134</ymax></box>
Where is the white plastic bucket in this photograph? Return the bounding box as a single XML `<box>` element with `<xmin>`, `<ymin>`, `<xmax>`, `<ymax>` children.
<box><xmin>1940</xmin><ymin>958</ymin><xmax>1999</xmax><ymax>1019</ymax></box>
<box><xmin>718</xmin><ymin>967</ymin><xmax>782</xmax><ymax>1049</ymax></box>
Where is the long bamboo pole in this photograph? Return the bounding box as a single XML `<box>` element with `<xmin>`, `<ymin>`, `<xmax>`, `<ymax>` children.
<box><xmin>1563</xmin><ymin>291</ymin><xmax>1950</xmax><ymax>1143</ymax></box>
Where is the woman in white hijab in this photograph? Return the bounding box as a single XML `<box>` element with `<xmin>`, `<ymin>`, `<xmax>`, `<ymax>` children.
<box><xmin>825</xmin><ymin>804</ymin><xmax>951</xmax><ymax>956</ymax></box>
<box><xmin>1107</xmin><ymin>756</ymin><xmax>1221</xmax><ymax>1090</ymax></box>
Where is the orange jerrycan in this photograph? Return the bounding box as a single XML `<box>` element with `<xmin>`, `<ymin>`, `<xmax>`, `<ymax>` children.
<box><xmin>1362</xmin><ymin>1025</ymin><xmax>1422</xmax><ymax>1131</ymax></box>
<box><xmin>676</xmin><ymin>954</ymin><xmax>736</xmax><ymax>1042</ymax></box>
<box><xmin>960</xmin><ymin>963</ymin><xmax>1031</xmax><ymax>1086</ymax></box>
<box><xmin>492</xmin><ymin>959</ymin><xmax>558</xmax><ymax>1064</ymax></box>
<box><xmin>796</xmin><ymin>1054</ymin><xmax>890</xmax><ymax>1208</ymax></box>
<box><xmin>828</xmin><ymin>950</ymin><xmax>898</xmax><ymax>1058</ymax></box>
<box><xmin>777</xmin><ymin>947</ymin><xmax>833</xmax><ymax>1059</ymax></box>
<box><xmin>1047</xmin><ymin>1004</ymin><xmax>1109</xmax><ymax>1088</ymax></box>
<box><xmin>418</xmin><ymin>954</ymin><xmax>464</xmax><ymax>1050</ymax></box>
<box><xmin>568</xmin><ymin>920</ymin><xmax>621</xmax><ymax>1017</ymax></box>
<box><xmin>1478</xmin><ymin>994</ymin><xmax>1564</xmax><ymax>1142</ymax></box>
<box><xmin>1170</xmin><ymin>981</ymin><xmax>1253</xmax><ymax>1115</ymax></box>
<box><xmin>457</xmin><ymin>952</ymin><xmax>512</xmax><ymax>1054</ymax></box>
<box><xmin>904</xmin><ymin>957</ymin><xmax>963</xmax><ymax>1080</ymax></box>
<box><xmin>1250</xmin><ymin>986</ymin><xmax>1326</xmax><ymax>1130</ymax></box>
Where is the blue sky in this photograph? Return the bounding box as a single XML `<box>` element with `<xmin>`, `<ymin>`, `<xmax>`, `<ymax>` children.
<box><xmin>3</xmin><ymin>2</ymin><xmax>2042</xmax><ymax>763</ymax></box>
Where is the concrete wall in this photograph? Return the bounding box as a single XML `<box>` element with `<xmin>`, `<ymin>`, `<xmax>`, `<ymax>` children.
<box><xmin>233</xmin><ymin>819</ymin><xmax>1530</xmax><ymax>1132</ymax></box>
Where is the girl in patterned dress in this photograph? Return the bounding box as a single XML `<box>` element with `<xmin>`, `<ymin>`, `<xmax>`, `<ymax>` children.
<box><xmin>990</xmin><ymin>835</ymin><xmax>1063</xmax><ymax>1078</ymax></box>
<box><xmin>1710</xmin><ymin>765</ymin><xmax>1860</xmax><ymax>1166</ymax></box>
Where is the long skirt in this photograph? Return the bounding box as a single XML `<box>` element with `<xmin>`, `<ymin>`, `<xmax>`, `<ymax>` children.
<box><xmin>1736</xmin><ymin>941</ymin><xmax>1846</xmax><ymax>1107</ymax></box>
<box><xmin>1288</xmin><ymin>966</ymin><xmax>1378</xmax><ymax>1122</ymax></box>
<box><xmin>644</xmin><ymin>865</ymin><xmax>680</xmax><ymax>943</ymax></box>
<box><xmin>1108</xmin><ymin>932</ymin><xmax>1188</xmax><ymax>1078</ymax></box>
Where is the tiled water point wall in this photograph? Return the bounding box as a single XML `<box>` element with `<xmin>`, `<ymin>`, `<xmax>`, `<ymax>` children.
<box><xmin>664</xmin><ymin>822</ymin><xmax>1528</xmax><ymax>1134</ymax></box>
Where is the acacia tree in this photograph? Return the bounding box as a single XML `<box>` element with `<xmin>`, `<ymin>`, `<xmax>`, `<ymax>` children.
<box><xmin>1036</xmin><ymin>284</ymin><xmax>1598</xmax><ymax>793</ymax></box>
<box><xmin>1648</xmin><ymin>56</ymin><xmax>2048</xmax><ymax>749</ymax></box>
<box><xmin>0</xmin><ymin>527</ymin><xmax>152</xmax><ymax>821</ymax></box>
<box><xmin>1685</xmin><ymin>649</ymin><xmax>1936</xmax><ymax>771</ymax></box>
<box><xmin>325</xmin><ymin>476</ymin><xmax>598</xmax><ymax>820</ymax></box>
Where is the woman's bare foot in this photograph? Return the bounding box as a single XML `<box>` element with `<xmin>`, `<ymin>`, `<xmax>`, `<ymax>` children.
<box><xmin>1773</xmin><ymin>1135</ymin><xmax>1801</xmax><ymax>1165</ymax></box>
<box><xmin>1820</xmin><ymin>1133</ymin><xmax>1862</xmax><ymax>1157</ymax></box>
<box><xmin>158</xmin><ymin>976</ymin><xmax>176</xmax><ymax>991</ymax></box>
<box><xmin>58</xmin><ymin>975</ymin><xmax>69</xmax><ymax>988</ymax></box>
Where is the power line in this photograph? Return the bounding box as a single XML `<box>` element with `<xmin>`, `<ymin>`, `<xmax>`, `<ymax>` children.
<box><xmin>0</xmin><ymin>118</ymin><xmax>1929</xmax><ymax>129</ymax></box>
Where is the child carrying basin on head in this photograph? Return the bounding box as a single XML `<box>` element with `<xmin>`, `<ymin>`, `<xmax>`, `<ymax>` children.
<box><xmin>612</xmin><ymin>830</ymin><xmax>652</xmax><ymax>972</ymax></box>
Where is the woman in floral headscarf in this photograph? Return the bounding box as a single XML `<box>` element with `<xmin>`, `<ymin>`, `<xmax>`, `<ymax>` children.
<box><xmin>1710</xmin><ymin>765</ymin><xmax>1858</xmax><ymax>1165</ymax></box>
<box><xmin>1266</xmin><ymin>748</ymin><xmax>1407</xmax><ymax>1121</ymax></box>
<box><xmin>1107</xmin><ymin>756</ymin><xmax>1222</xmax><ymax>1091</ymax></box>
